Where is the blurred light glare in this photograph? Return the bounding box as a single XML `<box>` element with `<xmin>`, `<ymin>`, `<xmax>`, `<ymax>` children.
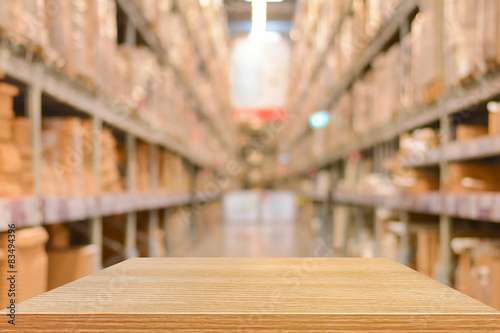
<box><xmin>251</xmin><ymin>0</ymin><xmax>267</xmax><ymax>36</ymax></box>
<box><xmin>487</xmin><ymin>101</ymin><xmax>500</xmax><ymax>113</ymax></box>
<box><xmin>309</xmin><ymin>111</ymin><xmax>330</xmax><ymax>129</ymax></box>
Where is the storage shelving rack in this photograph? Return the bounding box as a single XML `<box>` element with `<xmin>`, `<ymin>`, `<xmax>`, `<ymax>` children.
<box><xmin>0</xmin><ymin>0</ymin><xmax>233</xmax><ymax>265</ymax></box>
<box><xmin>281</xmin><ymin>0</ymin><xmax>500</xmax><ymax>287</ymax></box>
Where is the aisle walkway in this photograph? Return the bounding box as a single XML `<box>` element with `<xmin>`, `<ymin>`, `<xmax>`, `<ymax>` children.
<box><xmin>187</xmin><ymin>219</ymin><xmax>327</xmax><ymax>257</ymax></box>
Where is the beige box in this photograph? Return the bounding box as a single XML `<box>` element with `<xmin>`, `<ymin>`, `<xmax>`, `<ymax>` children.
<box><xmin>0</xmin><ymin>143</ymin><xmax>22</xmax><ymax>173</ymax></box>
<box><xmin>489</xmin><ymin>111</ymin><xmax>500</xmax><ymax>135</ymax></box>
<box><xmin>416</xmin><ymin>229</ymin><xmax>440</xmax><ymax>279</ymax></box>
<box><xmin>446</xmin><ymin>163</ymin><xmax>500</xmax><ymax>193</ymax></box>
<box><xmin>0</xmin><ymin>227</ymin><xmax>49</xmax><ymax>309</ymax></box>
<box><xmin>48</xmin><ymin>244</ymin><xmax>100</xmax><ymax>290</ymax></box>
<box><xmin>456</xmin><ymin>124</ymin><xmax>488</xmax><ymax>142</ymax></box>
<box><xmin>0</xmin><ymin>119</ymin><xmax>12</xmax><ymax>141</ymax></box>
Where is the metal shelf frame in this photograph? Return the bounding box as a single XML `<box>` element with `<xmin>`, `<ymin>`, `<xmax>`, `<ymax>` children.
<box><xmin>290</xmin><ymin>0</ymin><xmax>500</xmax><ymax>288</ymax></box>
<box><xmin>116</xmin><ymin>0</ymin><xmax>234</xmax><ymax>154</ymax></box>
<box><xmin>288</xmin><ymin>0</ymin><xmax>418</xmax><ymax>146</ymax></box>
<box><xmin>0</xmin><ymin>0</ymin><xmax>229</xmax><ymax>267</ymax></box>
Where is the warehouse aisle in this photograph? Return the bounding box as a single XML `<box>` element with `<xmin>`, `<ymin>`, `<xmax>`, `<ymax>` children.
<box><xmin>186</xmin><ymin>219</ymin><xmax>321</xmax><ymax>257</ymax></box>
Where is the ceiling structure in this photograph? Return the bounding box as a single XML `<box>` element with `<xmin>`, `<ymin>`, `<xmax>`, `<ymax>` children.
<box><xmin>224</xmin><ymin>0</ymin><xmax>297</xmax><ymax>33</ymax></box>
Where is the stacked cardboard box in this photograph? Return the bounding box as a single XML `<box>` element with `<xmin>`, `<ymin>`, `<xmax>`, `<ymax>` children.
<box><xmin>46</xmin><ymin>223</ymin><xmax>71</xmax><ymax>250</ymax></box>
<box><xmin>41</xmin><ymin>117</ymin><xmax>94</xmax><ymax>197</ymax></box>
<box><xmin>392</xmin><ymin>130</ymin><xmax>440</xmax><ymax>194</ymax></box>
<box><xmin>13</xmin><ymin>118</ymin><xmax>33</xmax><ymax>195</ymax></box>
<box><xmin>445</xmin><ymin>163</ymin><xmax>500</xmax><ymax>193</ymax></box>
<box><xmin>444</xmin><ymin>0</ymin><xmax>478</xmax><ymax>87</ymax></box>
<box><xmin>135</xmin><ymin>143</ymin><xmax>150</xmax><ymax>193</ymax></box>
<box><xmin>456</xmin><ymin>124</ymin><xmax>488</xmax><ymax>142</ymax></box>
<box><xmin>453</xmin><ymin>238</ymin><xmax>500</xmax><ymax>310</ymax></box>
<box><xmin>47</xmin><ymin>244</ymin><xmax>100</xmax><ymax>290</ymax></box>
<box><xmin>0</xmin><ymin>1</ymin><xmax>47</xmax><ymax>49</ymax></box>
<box><xmin>115</xmin><ymin>46</ymin><xmax>157</xmax><ymax>116</ymax></box>
<box><xmin>477</xmin><ymin>0</ymin><xmax>500</xmax><ymax>72</ymax></box>
<box><xmin>100</xmin><ymin>129</ymin><xmax>124</xmax><ymax>194</ymax></box>
<box><xmin>197</xmin><ymin>201</ymin><xmax>222</xmax><ymax>237</ymax></box>
<box><xmin>416</xmin><ymin>228</ymin><xmax>440</xmax><ymax>279</ymax></box>
<box><xmin>159</xmin><ymin>150</ymin><xmax>191</xmax><ymax>194</ymax></box>
<box><xmin>411</xmin><ymin>0</ymin><xmax>443</xmax><ymax>105</ymax></box>
<box><xmin>165</xmin><ymin>207</ymin><xmax>192</xmax><ymax>257</ymax></box>
<box><xmin>0</xmin><ymin>227</ymin><xmax>49</xmax><ymax>309</ymax></box>
<box><xmin>0</xmin><ymin>83</ymin><xmax>33</xmax><ymax>197</ymax></box>
<box><xmin>489</xmin><ymin>108</ymin><xmax>500</xmax><ymax>136</ymax></box>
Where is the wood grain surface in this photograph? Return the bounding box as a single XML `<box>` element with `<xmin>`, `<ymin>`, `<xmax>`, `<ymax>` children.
<box><xmin>1</xmin><ymin>258</ymin><xmax>499</xmax><ymax>332</ymax></box>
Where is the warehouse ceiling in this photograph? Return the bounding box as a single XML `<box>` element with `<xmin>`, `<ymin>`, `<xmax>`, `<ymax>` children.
<box><xmin>224</xmin><ymin>0</ymin><xmax>296</xmax><ymax>32</ymax></box>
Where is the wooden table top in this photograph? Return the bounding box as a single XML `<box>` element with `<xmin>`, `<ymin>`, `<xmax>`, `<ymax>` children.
<box><xmin>2</xmin><ymin>258</ymin><xmax>499</xmax><ymax>332</ymax></box>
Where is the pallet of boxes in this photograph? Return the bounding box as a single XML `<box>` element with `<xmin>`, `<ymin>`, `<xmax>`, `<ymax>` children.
<box><xmin>0</xmin><ymin>83</ymin><xmax>49</xmax><ymax>308</ymax></box>
<box><xmin>45</xmin><ymin>223</ymin><xmax>100</xmax><ymax>291</ymax></box>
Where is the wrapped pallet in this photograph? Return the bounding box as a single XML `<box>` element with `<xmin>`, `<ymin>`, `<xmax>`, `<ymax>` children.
<box><xmin>45</xmin><ymin>1</ymin><xmax>90</xmax><ymax>81</ymax></box>
<box><xmin>444</xmin><ymin>0</ymin><xmax>478</xmax><ymax>87</ymax></box>
<box><xmin>155</xmin><ymin>0</ymin><xmax>174</xmax><ymax>49</ymax></box>
<box><xmin>339</xmin><ymin>17</ymin><xmax>354</xmax><ymax>71</ymax></box>
<box><xmin>352</xmin><ymin>78</ymin><xmax>369</xmax><ymax>134</ymax></box>
<box><xmin>115</xmin><ymin>46</ymin><xmax>157</xmax><ymax>115</ymax></box>
<box><xmin>41</xmin><ymin>118</ymin><xmax>87</xmax><ymax>197</ymax></box>
<box><xmin>411</xmin><ymin>0</ymin><xmax>443</xmax><ymax>105</ymax></box>
<box><xmin>476</xmin><ymin>0</ymin><xmax>500</xmax><ymax>72</ymax></box>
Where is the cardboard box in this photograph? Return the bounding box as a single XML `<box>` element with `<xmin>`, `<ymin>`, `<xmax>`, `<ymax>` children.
<box><xmin>489</xmin><ymin>110</ymin><xmax>500</xmax><ymax>136</ymax></box>
<box><xmin>0</xmin><ymin>173</ymin><xmax>22</xmax><ymax>197</ymax></box>
<box><xmin>455</xmin><ymin>249</ymin><xmax>473</xmax><ymax>296</ymax></box>
<box><xmin>416</xmin><ymin>229</ymin><xmax>440</xmax><ymax>279</ymax></box>
<box><xmin>446</xmin><ymin>163</ymin><xmax>500</xmax><ymax>193</ymax></box>
<box><xmin>410</xmin><ymin>178</ymin><xmax>440</xmax><ymax>194</ymax></box>
<box><xmin>46</xmin><ymin>224</ymin><xmax>71</xmax><ymax>250</ymax></box>
<box><xmin>0</xmin><ymin>143</ymin><xmax>22</xmax><ymax>173</ymax></box>
<box><xmin>0</xmin><ymin>227</ymin><xmax>49</xmax><ymax>309</ymax></box>
<box><xmin>48</xmin><ymin>244</ymin><xmax>100</xmax><ymax>290</ymax></box>
<box><xmin>0</xmin><ymin>120</ymin><xmax>12</xmax><ymax>141</ymax></box>
<box><xmin>12</xmin><ymin>118</ymin><xmax>31</xmax><ymax>155</ymax></box>
<box><xmin>456</xmin><ymin>124</ymin><xmax>488</xmax><ymax>142</ymax></box>
<box><xmin>491</xmin><ymin>258</ymin><xmax>500</xmax><ymax>310</ymax></box>
<box><xmin>0</xmin><ymin>83</ymin><xmax>18</xmax><ymax>119</ymax></box>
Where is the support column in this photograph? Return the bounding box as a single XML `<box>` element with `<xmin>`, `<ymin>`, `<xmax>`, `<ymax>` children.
<box><xmin>148</xmin><ymin>144</ymin><xmax>159</xmax><ymax>257</ymax></box>
<box><xmin>90</xmin><ymin>116</ymin><xmax>103</xmax><ymax>268</ymax></box>
<box><xmin>26</xmin><ymin>64</ymin><xmax>43</xmax><ymax>198</ymax></box>
<box><xmin>125</xmin><ymin>133</ymin><xmax>137</xmax><ymax>259</ymax></box>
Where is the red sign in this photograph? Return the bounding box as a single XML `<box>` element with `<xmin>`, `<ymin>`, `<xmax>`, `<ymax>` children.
<box><xmin>233</xmin><ymin>107</ymin><xmax>287</xmax><ymax>123</ymax></box>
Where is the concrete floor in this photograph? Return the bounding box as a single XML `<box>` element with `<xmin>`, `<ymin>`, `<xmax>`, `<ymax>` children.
<box><xmin>186</xmin><ymin>219</ymin><xmax>331</xmax><ymax>258</ymax></box>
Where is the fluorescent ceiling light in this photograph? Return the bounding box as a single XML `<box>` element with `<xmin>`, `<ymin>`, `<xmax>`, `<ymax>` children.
<box><xmin>251</xmin><ymin>0</ymin><xmax>267</xmax><ymax>36</ymax></box>
<box><xmin>245</xmin><ymin>0</ymin><xmax>283</xmax><ymax>2</ymax></box>
<box><xmin>309</xmin><ymin>111</ymin><xmax>330</xmax><ymax>129</ymax></box>
<box><xmin>248</xmin><ymin>0</ymin><xmax>282</xmax><ymax>43</ymax></box>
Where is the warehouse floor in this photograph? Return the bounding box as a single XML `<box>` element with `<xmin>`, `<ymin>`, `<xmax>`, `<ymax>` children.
<box><xmin>187</xmin><ymin>218</ymin><xmax>324</xmax><ymax>258</ymax></box>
